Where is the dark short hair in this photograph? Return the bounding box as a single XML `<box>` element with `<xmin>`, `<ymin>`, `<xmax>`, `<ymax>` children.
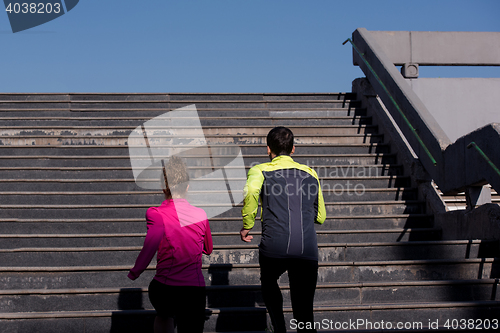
<box><xmin>267</xmin><ymin>127</ymin><xmax>294</xmax><ymax>156</ymax></box>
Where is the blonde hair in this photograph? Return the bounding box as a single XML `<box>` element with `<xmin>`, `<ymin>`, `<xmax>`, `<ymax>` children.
<box><xmin>161</xmin><ymin>156</ymin><xmax>189</xmax><ymax>199</ymax></box>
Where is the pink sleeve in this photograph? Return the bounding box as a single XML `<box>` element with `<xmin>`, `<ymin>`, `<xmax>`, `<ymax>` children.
<box><xmin>128</xmin><ymin>208</ymin><xmax>165</xmax><ymax>280</ymax></box>
<box><xmin>203</xmin><ymin>220</ymin><xmax>213</xmax><ymax>255</ymax></box>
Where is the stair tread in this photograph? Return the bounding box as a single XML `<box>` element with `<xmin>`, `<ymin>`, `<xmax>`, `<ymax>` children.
<box><xmin>0</xmin><ymin>188</ymin><xmax>416</xmax><ymax>194</ymax></box>
<box><xmin>0</xmin><ymin>178</ymin><xmax>410</xmax><ymax>183</ymax></box>
<box><xmin>1</xmin><ymin>133</ymin><xmax>379</xmax><ymax>138</ymax></box>
<box><xmin>1</xmin><ymin>108</ymin><xmax>357</xmax><ymax>112</ymax></box>
<box><xmin>0</xmin><ymin>144</ymin><xmax>387</xmax><ymax>148</ymax></box>
<box><xmin>0</xmin><ymin>124</ymin><xmax>371</xmax><ymax>128</ymax></box>
<box><xmin>1</xmin><ymin>257</ymin><xmax>497</xmax><ymax>271</ymax></box>
<box><xmin>1</xmin><ymin>300</ymin><xmax>499</xmax><ymax>319</ymax></box>
<box><xmin>0</xmin><ymin>201</ymin><xmax>425</xmax><ymax>209</ymax></box>
<box><xmin>1</xmin><ymin>116</ymin><xmax>367</xmax><ymax>121</ymax></box>
<box><xmin>2</xmin><ymin>239</ymin><xmax>490</xmax><ymax>253</ymax></box>
<box><xmin>0</xmin><ymin>164</ymin><xmax>403</xmax><ymax>170</ymax></box>
<box><xmin>0</xmin><ymin>98</ymin><xmax>356</xmax><ymax>102</ymax></box>
<box><xmin>0</xmin><ymin>153</ymin><xmax>397</xmax><ymax>158</ymax></box>
<box><xmin>0</xmin><ymin>214</ymin><xmax>433</xmax><ymax>222</ymax></box>
<box><xmin>0</xmin><ymin>229</ymin><xmax>440</xmax><ymax>237</ymax></box>
<box><xmin>0</xmin><ymin>238</ymin><xmax>457</xmax><ymax>248</ymax></box>
<box><xmin>2</xmin><ymin>278</ymin><xmax>497</xmax><ymax>295</ymax></box>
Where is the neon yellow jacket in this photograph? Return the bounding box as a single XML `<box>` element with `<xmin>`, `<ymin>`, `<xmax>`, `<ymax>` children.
<box><xmin>241</xmin><ymin>155</ymin><xmax>326</xmax><ymax>260</ymax></box>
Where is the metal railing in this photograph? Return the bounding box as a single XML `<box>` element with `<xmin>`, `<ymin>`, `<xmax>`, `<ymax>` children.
<box><xmin>467</xmin><ymin>142</ymin><xmax>500</xmax><ymax>177</ymax></box>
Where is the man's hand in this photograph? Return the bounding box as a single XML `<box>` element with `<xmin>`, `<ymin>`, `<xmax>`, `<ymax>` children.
<box><xmin>240</xmin><ymin>228</ymin><xmax>253</xmax><ymax>242</ymax></box>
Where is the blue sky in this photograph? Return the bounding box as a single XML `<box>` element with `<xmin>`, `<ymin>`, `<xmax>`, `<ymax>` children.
<box><xmin>1</xmin><ymin>0</ymin><xmax>499</xmax><ymax>93</ymax></box>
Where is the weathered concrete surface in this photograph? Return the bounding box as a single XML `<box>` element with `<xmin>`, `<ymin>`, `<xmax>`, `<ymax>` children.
<box><xmin>435</xmin><ymin>203</ymin><xmax>500</xmax><ymax>245</ymax></box>
<box><xmin>442</xmin><ymin>123</ymin><xmax>500</xmax><ymax>194</ymax></box>
<box><xmin>408</xmin><ymin>78</ymin><xmax>500</xmax><ymax>142</ymax></box>
<box><xmin>352</xmin><ymin>77</ymin><xmax>448</xmax><ymax>217</ymax></box>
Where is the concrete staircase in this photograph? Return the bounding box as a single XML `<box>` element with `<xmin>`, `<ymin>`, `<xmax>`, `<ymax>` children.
<box><xmin>0</xmin><ymin>93</ymin><xmax>499</xmax><ymax>332</ymax></box>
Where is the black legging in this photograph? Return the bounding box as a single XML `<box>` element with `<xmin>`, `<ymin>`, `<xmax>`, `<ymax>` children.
<box><xmin>259</xmin><ymin>253</ymin><xmax>319</xmax><ymax>333</ymax></box>
<box><xmin>148</xmin><ymin>279</ymin><xmax>206</xmax><ymax>333</ymax></box>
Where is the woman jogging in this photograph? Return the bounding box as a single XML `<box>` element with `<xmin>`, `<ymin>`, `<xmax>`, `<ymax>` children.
<box><xmin>128</xmin><ymin>156</ymin><xmax>213</xmax><ymax>333</ymax></box>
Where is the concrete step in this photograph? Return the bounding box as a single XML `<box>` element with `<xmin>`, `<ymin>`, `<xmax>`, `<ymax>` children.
<box><xmin>0</xmin><ymin>201</ymin><xmax>426</xmax><ymax>219</ymax></box>
<box><xmin>0</xmin><ymin>188</ymin><xmax>418</xmax><ymax>204</ymax></box>
<box><xmin>0</xmin><ymin>132</ymin><xmax>383</xmax><ymax>146</ymax></box>
<box><xmin>0</xmin><ymin>174</ymin><xmax>412</xmax><ymax>191</ymax></box>
<box><xmin>339</xmin><ymin>225</ymin><xmax>437</xmax><ymax>241</ymax></box>
<box><xmin>325</xmin><ymin>201</ymin><xmax>425</xmax><ymax>215</ymax></box>
<box><xmin>0</xmin><ymin>228</ymin><xmax>442</xmax><ymax>248</ymax></box>
<box><xmin>0</xmin><ymin>108</ymin><xmax>367</xmax><ymax>120</ymax></box>
<box><xmin>0</xmin><ymin>217</ymin><xmax>432</xmax><ymax>236</ymax></box>
<box><xmin>0</xmin><ymin>92</ymin><xmax>356</xmax><ymax>101</ymax></box>
<box><xmin>0</xmin><ymin>214</ymin><xmax>433</xmax><ymax>235</ymax></box>
<box><xmin>0</xmin><ymin>93</ymin><xmax>356</xmax><ymax>101</ymax></box>
<box><xmin>212</xmin><ymin>228</ymin><xmax>441</xmax><ymax>244</ymax></box>
<box><xmin>315</xmin><ymin>240</ymin><xmax>499</xmax><ymax>261</ymax></box>
<box><xmin>0</xmin><ymin>143</ymin><xmax>391</xmax><ymax>156</ymax></box>
<box><xmin>1</xmin><ymin>280</ymin><xmax>497</xmax><ymax>314</ymax></box>
<box><xmin>0</xmin><ymin>218</ymin><xmax>148</xmax><ymax>234</ymax></box>
<box><xmin>0</xmin><ymin>240</ymin><xmax>496</xmax><ymax>267</ymax></box>
<box><xmin>323</xmin><ymin>188</ymin><xmax>417</xmax><ymax>201</ymax></box>
<box><xmin>0</xmin><ymin>116</ymin><xmax>373</xmax><ymax>128</ymax></box>
<box><xmin>0</xmin><ymin>100</ymin><xmax>360</xmax><ymax>110</ymax></box>
<box><xmin>0</xmin><ymin>124</ymin><xmax>378</xmax><ymax>136</ymax></box>
<box><xmin>0</xmin><ymin>140</ymin><xmax>390</xmax><ymax>157</ymax></box>
<box><xmin>1</xmin><ymin>301</ymin><xmax>499</xmax><ymax>333</ymax></box>
<box><xmin>0</xmin><ymin>164</ymin><xmax>405</xmax><ymax>179</ymax></box>
<box><xmin>210</xmin><ymin>280</ymin><xmax>500</xmax><ymax>307</ymax></box>
<box><xmin>0</xmin><ymin>258</ymin><xmax>498</xmax><ymax>289</ymax></box>
<box><xmin>0</xmin><ymin>153</ymin><xmax>399</xmax><ymax>167</ymax></box>
<box><xmin>312</xmin><ymin>214</ymin><xmax>434</xmax><ymax>230</ymax></box>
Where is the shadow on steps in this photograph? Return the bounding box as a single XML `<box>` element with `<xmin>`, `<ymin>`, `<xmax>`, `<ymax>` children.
<box><xmin>109</xmin><ymin>265</ymin><xmax>269</xmax><ymax>332</ymax></box>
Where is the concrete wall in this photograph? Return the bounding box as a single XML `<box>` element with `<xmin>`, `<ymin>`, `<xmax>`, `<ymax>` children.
<box><xmin>435</xmin><ymin>203</ymin><xmax>500</xmax><ymax>242</ymax></box>
<box><xmin>407</xmin><ymin>78</ymin><xmax>500</xmax><ymax>142</ymax></box>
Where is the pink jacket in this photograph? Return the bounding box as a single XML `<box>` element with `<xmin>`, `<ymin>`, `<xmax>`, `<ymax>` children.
<box><xmin>128</xmin><ymin>198</ymin><xmax>213</xmax><ymax>286</ymax></box>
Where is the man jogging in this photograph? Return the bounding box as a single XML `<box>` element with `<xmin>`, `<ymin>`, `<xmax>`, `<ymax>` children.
<box><xmin>240</xmin><ymin>126</ymin><xmax>326</xmax><ymax>333</ymax></box>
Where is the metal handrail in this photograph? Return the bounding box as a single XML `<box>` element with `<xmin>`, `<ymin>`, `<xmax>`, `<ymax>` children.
<box><xmin>467</xmin><ymin>142</ymin><xmax>500</xmax><ymax>177</ymax></box>
<box><xmin>343</xmin><ymin>38</ymin><xmax>438</xmax><ymax>166</ymax></box>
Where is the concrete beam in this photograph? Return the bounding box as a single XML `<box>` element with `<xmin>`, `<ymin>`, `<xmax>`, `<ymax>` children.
<box><xmin>362</xmin><ymin>31</ymin><xmax>500</xmax><ymax>66</ymax></box>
